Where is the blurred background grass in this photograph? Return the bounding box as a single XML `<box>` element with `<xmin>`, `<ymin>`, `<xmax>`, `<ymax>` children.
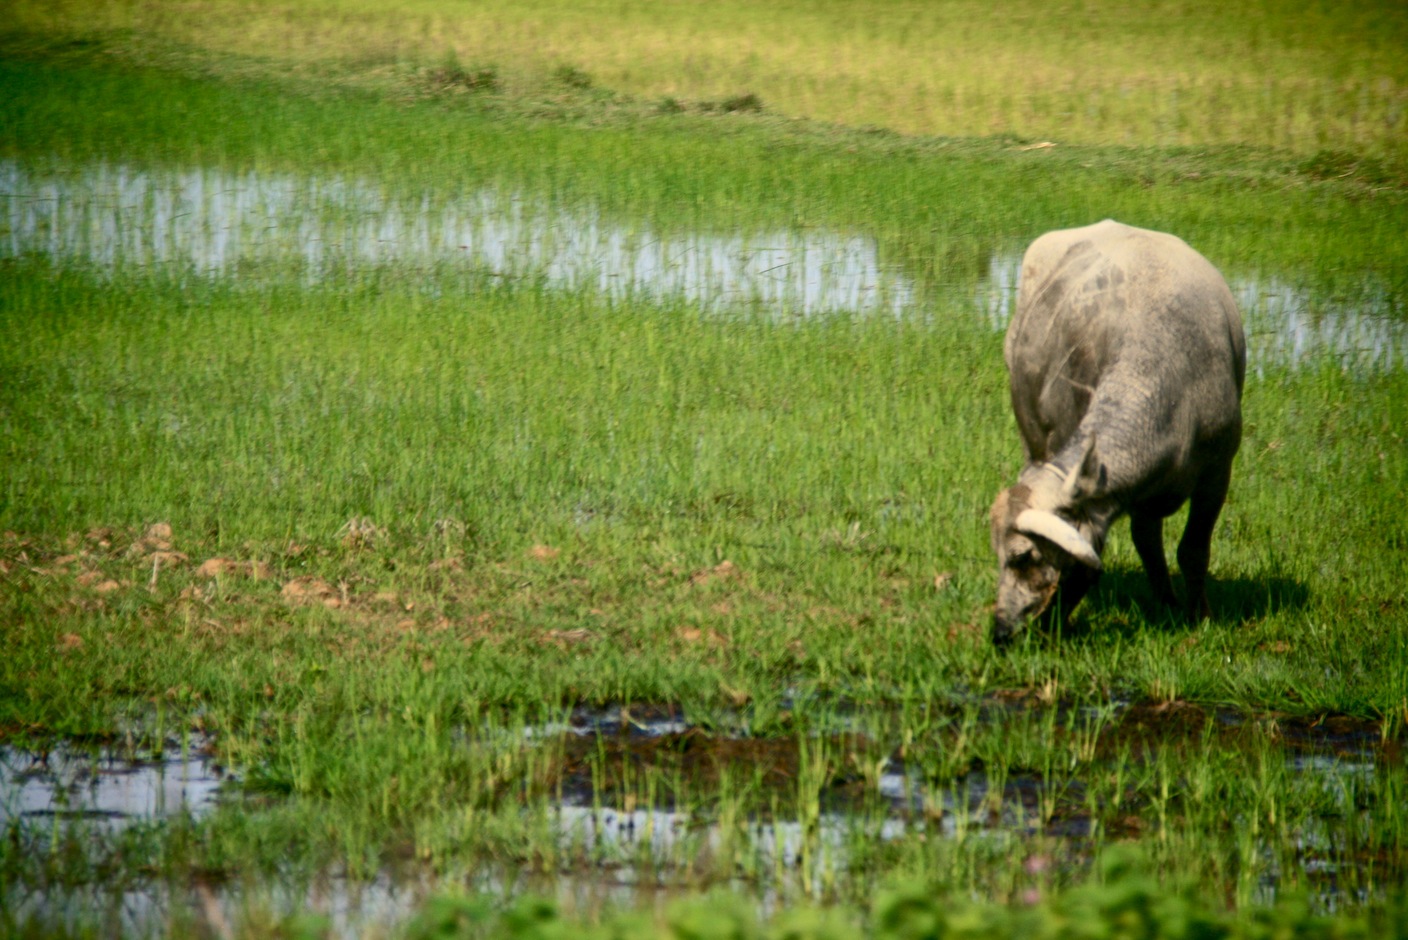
<box><xmin>8</xmin><ymin>0</ymin><xmax>1406</xmax><ymax>163</ymax></box>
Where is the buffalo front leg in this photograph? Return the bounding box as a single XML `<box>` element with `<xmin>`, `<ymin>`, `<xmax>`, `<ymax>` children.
<box><xmin>1177</xmin><ymin>465</ymin><xmax>1233</xmax><ymax>622</ymax></box>
<box><xmin>1049</xmin><ymin>564</ymin><xmax>1100</xmax><ymax>628</ymax></box>
<box><xmin>1130</xmin><ymin>511</ymin><xmax>1178</xmax><ymax>610</ymax></box>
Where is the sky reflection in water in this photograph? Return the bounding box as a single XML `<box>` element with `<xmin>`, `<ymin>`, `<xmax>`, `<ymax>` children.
<box><xmin>3</xmin><ymin>159</ymin><xmax>1402</xmax><ymax>370</ymax></box>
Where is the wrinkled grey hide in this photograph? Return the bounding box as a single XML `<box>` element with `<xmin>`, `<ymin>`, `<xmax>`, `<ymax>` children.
<box><xmin>990</xmin><ymin>220</ymin><xmax>1246</xmax><ymax>643</ymax></box>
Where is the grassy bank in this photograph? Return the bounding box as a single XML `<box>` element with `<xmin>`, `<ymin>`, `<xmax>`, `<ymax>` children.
<box><xmin>2</xmin><ymin>11</ymin><xmax>1407</xmax><ymax>938</ymax></box>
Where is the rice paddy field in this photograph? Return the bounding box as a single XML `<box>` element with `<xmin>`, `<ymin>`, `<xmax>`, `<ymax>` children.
<box><xmin>2</xmin><ymin>2</ymin><xmax>1407</xmax><ymax>937</ymax></box>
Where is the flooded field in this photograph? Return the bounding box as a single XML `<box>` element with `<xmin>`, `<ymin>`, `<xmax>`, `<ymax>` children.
<box><xmin>3</xmin><ymin>159</ymin><xmax>1403</xmax><ymax>370</ymax></box>
<box><xmin>4</xmin><ymin>698</ymin><xmax>1397</xmax><ymax>936</ymax></box>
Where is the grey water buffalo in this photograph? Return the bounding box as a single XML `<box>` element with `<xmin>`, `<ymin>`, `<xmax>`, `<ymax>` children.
<box><xmin>989</xmin><ymin>219</ymin><xmax>1246</xmax><ymax>643</ymax></box>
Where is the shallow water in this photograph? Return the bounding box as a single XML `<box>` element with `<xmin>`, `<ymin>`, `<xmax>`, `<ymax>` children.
<box><xmin>4</xmin><ymin>869</ymin><xmax>436</xmax><ymax>939</ymax></box>
<box><xmin>978</xmin><ymin>253</ymin><xmax>1405</xmax><ymax>372</ymax></box>
<box><xmin>1</xmin><ymin>702</ymin><xmax>1392</xmax><ymax>937</ymax></box>
<box><xmin>0</xmin><ymin>734</ymin><xmax>226</xmax><ymax>830</ymax></box>
<box><xmin>0</xmin><ymin>159</ymin><xmax>911</xmax><ymax>317</ymax></box>
<box><xmin>543</xmin><ymin>699</ymin><xmax>1386</xmax><ymax>874</ymax></box>
<box><xmin>3</xmin><ymin>158</ymin><xmax>1403</xmax><ymax>369</ymax></box>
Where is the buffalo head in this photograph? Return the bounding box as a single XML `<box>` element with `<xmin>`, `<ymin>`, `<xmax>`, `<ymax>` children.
<box><xmin>989</xmin><ymin>440</ymin><xmax>1104</xmax><ymax>644</ymax></box>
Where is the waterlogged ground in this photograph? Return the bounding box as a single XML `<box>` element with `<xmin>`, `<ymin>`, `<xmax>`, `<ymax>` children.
<box><xmin>4</xmin><ymin>158</ymin><xmax>1404</xmax><ymax>370</ymax></box>
<box><xmin>3</xmin><ymin>695</ymin><xmax>1397</xmax><ymax>936</ymax></box>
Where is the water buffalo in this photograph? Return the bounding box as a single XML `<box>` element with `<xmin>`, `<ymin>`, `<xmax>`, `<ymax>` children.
<box><xmin>990</xmin><ymin>219</ymin><xmax>1246</xmax><ymax>642</ymax></box>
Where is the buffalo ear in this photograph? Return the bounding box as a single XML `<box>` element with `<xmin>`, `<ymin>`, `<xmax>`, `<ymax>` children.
<box><xmin>1062</xmin><ymin>433</ymin><xmax>1103</xmax><ymax>503</ymax></box>
<box><xmin>989</xmin><ymin>489</ymin><xmax>1012</xmax><ymax>553</ymax></box>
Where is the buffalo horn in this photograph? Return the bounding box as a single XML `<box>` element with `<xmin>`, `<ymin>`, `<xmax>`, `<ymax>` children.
<box><xmin>1014</xmin><ymin>509</ymin><xmax>1102</xmax><ymax>570</ymax></box>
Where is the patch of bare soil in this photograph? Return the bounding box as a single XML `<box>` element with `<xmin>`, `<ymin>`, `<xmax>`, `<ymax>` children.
<box><xmin>196</xmin><ymin>557</ymin><xmax>273</xmax><ymax>580</ymax></box>
<box><xmin>281</xmin><ymin>577</ymin><xmax>345</xmax><ymax>608</ymax></box>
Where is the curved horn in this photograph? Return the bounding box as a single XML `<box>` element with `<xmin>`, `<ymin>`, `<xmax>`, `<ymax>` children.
<box><xmin>1014</xmin><ymin>509</ymin><xmax>1102</xmax><ymax>570</ymax></box>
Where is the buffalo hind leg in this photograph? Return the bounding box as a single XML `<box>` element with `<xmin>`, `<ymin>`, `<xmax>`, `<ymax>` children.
<box><xmin>1131</xmin><ymin>511</ymin><xmax>1178</xmax><ymax>610</ymax></box>
<box><xmin>1177</xmin><ymin>465</ymin><xmax>1233</xmax><ymax>622</ymax></box>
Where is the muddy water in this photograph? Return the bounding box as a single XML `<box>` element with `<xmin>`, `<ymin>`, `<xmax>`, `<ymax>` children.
<box><xmin>3</xmin><ymin>159</ymin><xmax>1403</xmax><ymax>368</ymax></box>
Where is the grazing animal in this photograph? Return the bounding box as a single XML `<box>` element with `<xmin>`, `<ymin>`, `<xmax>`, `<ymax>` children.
<box><xmin>990</xmin><ymin>220</ymin><xmax>1246</xmax><ymax>643</ymax></box>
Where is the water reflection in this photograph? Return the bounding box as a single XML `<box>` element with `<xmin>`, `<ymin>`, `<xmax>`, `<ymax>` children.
<box><xmin>0</xmin><ymin>709</ymin><xmax>1388</xmax><ymax>937</ymax></box>
<box><xmin>4</xmin><ymin>870</ymin><xmax>434</xmax><ymax>940</ymax></box>
<box><xmin>0</xmin><ymin>159</ymin><xmax>910</xmax><ymax>317</ymax></box>
<box><xmin>1</xmin><ymin>159</ymin><xmax>1402</xmax><ymax>368</ymax></box>
<box><xmin>978</xmin><ymin>253</ymin><xmax>1405</xmax><ymax>372</ymax></box>
<box><xmin>0</xmin><ymin>734</ymin><xmax>225</xmax><ymax>829</ymax></box>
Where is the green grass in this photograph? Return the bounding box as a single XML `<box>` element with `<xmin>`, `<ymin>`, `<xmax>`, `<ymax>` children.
<box><xmin>2</xmin><ymin>51</ymin><xmax>1403</xmax><ymax>319</ymax></box>
<box><xmin>3</xmin><ymin>261</ymin><xmax>1405</xmax><ymax>927</ymax></box>
<box><xmin>1</xmin><ymin>14</ymin><xmax>1407</xmax><ymax>939</ymax></box>
<box><xmin>2</xmin><ymin>262</ymin><xmax>1405</xmax><ymax>711</ymax></box>
<box><xmin>7</xmin><ymin>0</ymin><xmax>1408</xmax><ymax>163</ymax></box>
